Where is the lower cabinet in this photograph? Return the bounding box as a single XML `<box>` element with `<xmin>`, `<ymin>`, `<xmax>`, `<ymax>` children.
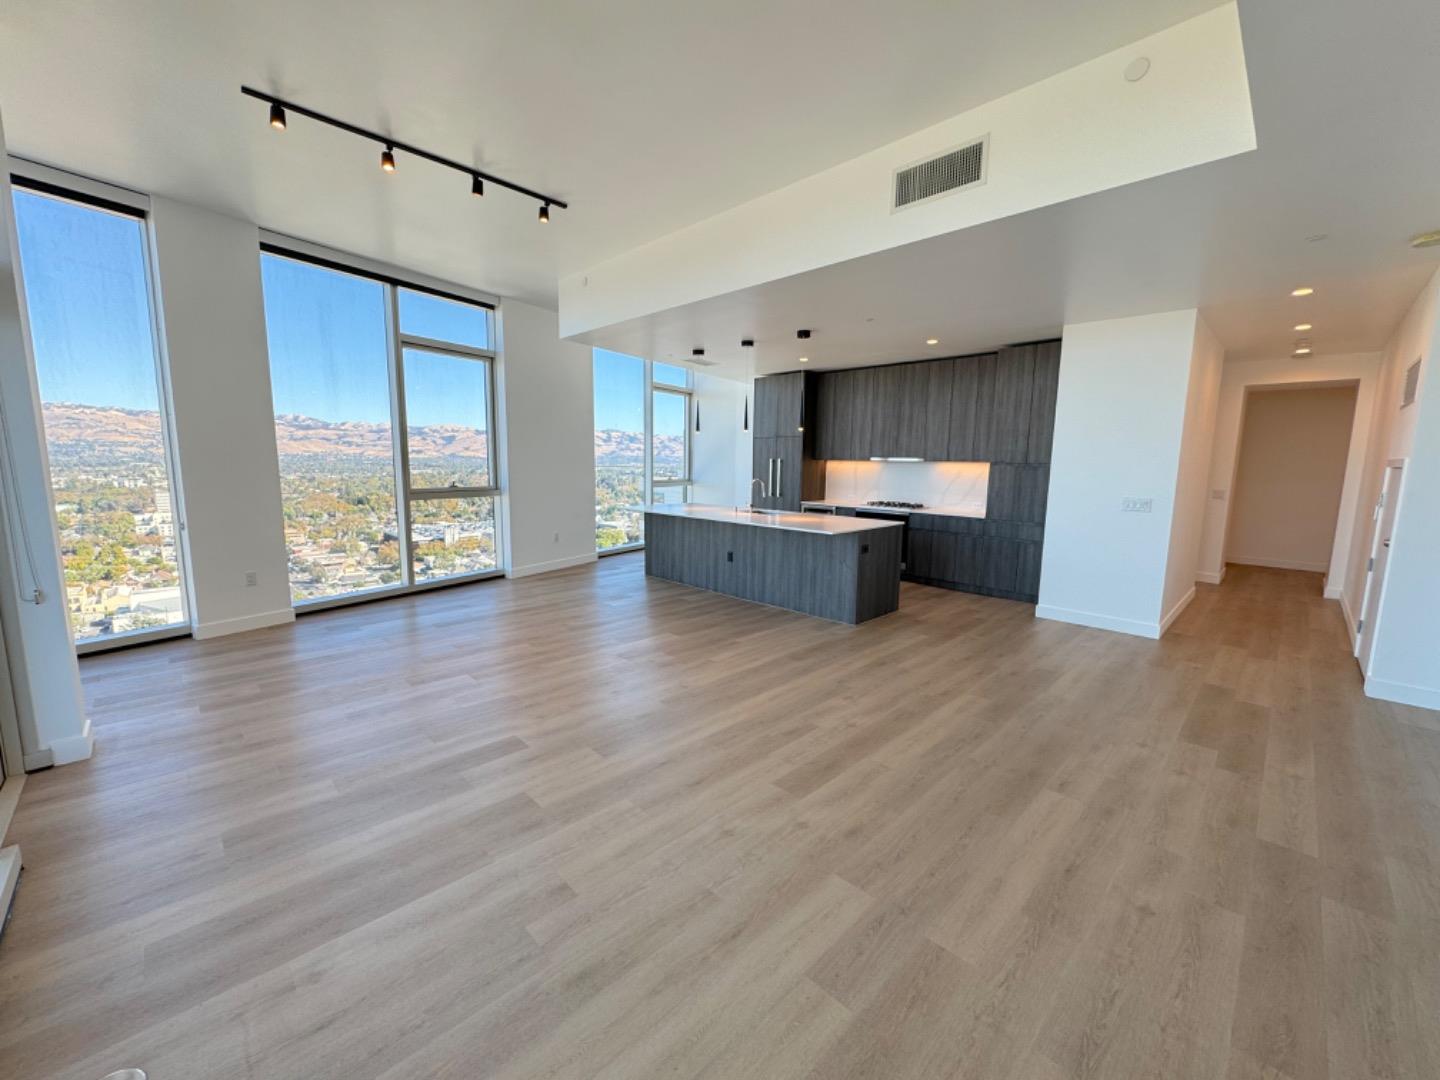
<box><xmin>906</xmin><ymin>515</ymin><xmax>1042</xmax><ymax>602</ymax></box>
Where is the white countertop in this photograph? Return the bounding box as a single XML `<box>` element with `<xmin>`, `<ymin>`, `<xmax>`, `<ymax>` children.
<box><xmin>800</xmin><ymin>499</ymin><xmax>987</xmax><ymax>519</ymax></box>
<box><xmin>638</xmin><ymin>503</ymin><xmax>904</xmax><ymax>535</ymax></box>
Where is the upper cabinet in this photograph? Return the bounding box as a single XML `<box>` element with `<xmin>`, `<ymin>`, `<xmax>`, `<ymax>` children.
<box><xmin>1025</xmin><ymin>340</ymin><xmax>1062</xmax><ymax>464</ymax></box>
<box><xmin>972</xmin><ymin>345</ymin><xmax>1035</xmax><ymax>462</ymax></box>
<box><xmin>753</xmin><ymin>371</ymin><xmax>806</xmax><ymax>438</ymax></box>
<box><xmin>809</xmin><ymin>339</ymin><xmax>1060</xmax><ymax>465</ymax></box>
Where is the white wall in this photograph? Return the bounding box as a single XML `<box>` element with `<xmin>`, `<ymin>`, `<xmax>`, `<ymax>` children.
<box><xmin>149</xmin><ymin>198</ymin><xmax>294</xmax><ymax>639</ymax></box>
<box><xmin>1353</xmin><ymin>268</ymin><xmax>1440</xmax><ymax>708</ymax></box>
<box><xmin>560</xmin><ymin>5</ymin><xmax>1254</xmax><ymax>337</ymax></box>
<box><xmin>690</xmin><ymin>371</ymin><xmax>751</xmax><ymax>506</ymax></box>
<box><xmin>1225</xmin><ymin>386</ymin><xmax>1357</xmax><ymax>573</ymax></box>
<box><xmin>1038</xmin><ymin>309</ymin><xmax>1210</xmax><ymax>638</ymax></box>
<box><xmin>0</xmin><ymin>109</ymin><xmax>89</xmax><ymax>766</ymax></box>
<box><xmin>1162</xmin><ymin>313</ymin><xmax>1224</xmax><ymax>624</ymax></box>
<box><xmin>1199</xmin><ymin>352</ymin><xmax>1380</xmax><ymax>596</ymax></box>
<box><xmin>496</xmin><ymin>300</ymin><xmax>598</xmax><ymax>578</ymax></box>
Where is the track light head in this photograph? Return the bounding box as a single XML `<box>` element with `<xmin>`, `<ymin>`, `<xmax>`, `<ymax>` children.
<box><xmin>471</xmin><ymin>175</ymin><xmax>484</xmax><ymax>197</ymax></box>
<box><xmin>538</xmin><ymin>202</ymin><xmax>551</xmax><ymax>223</ymax></box>
<box><xmin>380</xmin><ymin>146</ymin><xmax>397</xmax><ymax>173</ymax></box>
<box><xmin>269</xmin><ymin>103</ymin><xmax>286</xmax><ymax>131</ymax></box>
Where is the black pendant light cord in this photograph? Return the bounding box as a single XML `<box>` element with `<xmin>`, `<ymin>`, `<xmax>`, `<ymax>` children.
<box><xmin>242</xmin><ymin>87</ymin><xmax>568</xmax><ymax>214</ymax></box>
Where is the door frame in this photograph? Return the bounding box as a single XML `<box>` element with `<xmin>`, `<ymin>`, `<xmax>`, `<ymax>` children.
<box><xmin>1354</xmin><ymin>457</ymin><xmax>1407</xmax><ymax>674</ymax></box>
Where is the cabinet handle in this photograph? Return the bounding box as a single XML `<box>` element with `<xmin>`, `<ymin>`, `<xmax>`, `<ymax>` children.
<box><xmin>776</xmin><ymin>458</ymin><xmax>784</xmax><ymax>499</ymax></box>
<box><xmin>768</xmin><ymin>458</ymin><xmax>776</xmax><ymax>496</ymax></box>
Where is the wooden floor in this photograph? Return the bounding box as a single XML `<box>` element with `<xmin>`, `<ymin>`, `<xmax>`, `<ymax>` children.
<box><xmin>1</xmin><ymin>558</ymin><xmax>1437</xmax><ymax>1079</ymax></box>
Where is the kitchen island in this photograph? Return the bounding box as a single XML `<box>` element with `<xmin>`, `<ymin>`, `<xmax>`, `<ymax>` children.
<box><xmin>641</xmin><ymin>504</ymin><xmax>903</xmax><ymax>624</ymax></box>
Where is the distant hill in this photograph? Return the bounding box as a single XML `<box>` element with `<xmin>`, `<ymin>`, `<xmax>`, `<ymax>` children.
<box><xmin>41</xmin><ymin>403</ymin><xmax>680</xmax><ymax>467</ymax></box>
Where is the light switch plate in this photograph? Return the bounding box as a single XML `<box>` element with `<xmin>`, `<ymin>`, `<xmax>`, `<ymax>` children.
<box><xmin>1121</xmin><ymin>497</ymin><xmax>1153</xmax><ymax>513</ymax></box>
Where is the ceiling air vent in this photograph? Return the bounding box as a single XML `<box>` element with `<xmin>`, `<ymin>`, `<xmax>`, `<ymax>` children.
<box><xmin>1401</xmin><ymin>358</ymin><xmax>1421</xmax><ymax>407</ymax></box>
<box><xmin>893</xmin><ymin>136</ymin><xmax>988</xmax><ymax>211</ymax></box>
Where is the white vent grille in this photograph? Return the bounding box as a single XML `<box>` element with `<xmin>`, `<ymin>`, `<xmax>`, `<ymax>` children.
<box><xmin>893</xmin><ymin>137</ymin><xmax>988</xmax><ymax>211</ymax></box>
<box><xmin>1402</xmin><ymin>358</ymin><xmax>1420</xmax><ymax>407</ymax></box>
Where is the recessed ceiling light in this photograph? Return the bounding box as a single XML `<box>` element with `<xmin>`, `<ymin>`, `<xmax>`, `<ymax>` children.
<box><xmin>1294</xmin><ymin>323</ymin><xmax>1312</xmax><ymax>332</ymax></box>
<box><xmin>925</xmin><ymin>338</ymin><xmax>939</xmax><ymax>345</ymax></box>
<box><xmin>1293</xmin><ymin>347</ymin><xmax>1312</xmax><ymax>356</ymax></box>
<box><xmin>798</xmin><ymin>357</ymin><xmax>809</xmax><ymax>363</ymax></box>
<box><xmin>1291</xmin><ymin>286</ymin><xmax>1314</xmax><ymax>297</ymax></box>
<box><xmin>1410</xmin><ymin>230</ymin><xmax>1440</xmax><ymax>249</ymax></box>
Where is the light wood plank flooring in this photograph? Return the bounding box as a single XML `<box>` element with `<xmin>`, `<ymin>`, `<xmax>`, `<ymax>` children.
<box><xmin>1</xmin><ymin>557</ymin><xmax>1437</xmax><ymax>1079</ymax></box>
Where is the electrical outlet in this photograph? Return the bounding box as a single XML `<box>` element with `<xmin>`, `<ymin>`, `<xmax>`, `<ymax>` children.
<box><xmin>1121</xmin><ymin>497</ymin><xmax>1153</xmax><ymax>513</ymax></box>
<box><xmin>244</xmin><ymin>571</ymin><xmax>258</xmax><ymax>587</ymax></box>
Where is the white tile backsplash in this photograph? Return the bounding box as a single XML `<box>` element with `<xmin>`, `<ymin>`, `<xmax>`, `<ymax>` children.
<box><xmin>824</xmin><ymin>460</ymin><xmax>990</xmax><ymax>513</ymax></box>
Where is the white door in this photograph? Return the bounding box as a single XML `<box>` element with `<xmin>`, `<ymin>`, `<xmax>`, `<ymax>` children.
<box><xmin>1356</xmin><ymin>462</ymin><xmax>1404</xmax><ymax>673</ymax></box>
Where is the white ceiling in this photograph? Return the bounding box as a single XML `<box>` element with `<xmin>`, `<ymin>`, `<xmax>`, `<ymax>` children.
<box><xmin>2</xmin><ymin>0</ymin><xmax>1436</xmax><ymax>371</ymax></box>
<box><xmin>0</xmin><ymin>0</ymin><xmax>1223</xmax><ymax>307</ymax></box>
<box><xmin>574</xmin><ymin>0</ymin><xmax>1440</xmax><ymax>376</ymax></box>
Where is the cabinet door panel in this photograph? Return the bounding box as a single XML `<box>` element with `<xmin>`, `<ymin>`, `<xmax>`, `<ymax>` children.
<box><xmin>815</xmin><ymin>372</ymin><xmax>839</xmax><ymax>460</ymax></box>
<box><xmin>923</xmin><ymin>360</ymin><xmax>954</xmax><ymax>461</ymax></box>
<box><xmin>772</xmin><ymin>436</ymin><xmax>804</xmax><ymax>511</ymax></box>
<box><xmin>978</xmin><ymin>538</ymin><xmax>1020</xmax><ymax>594</ymax></box>
<box><xmin>948</xmin><ymin>353</ymin><xmax>987</xmax><ymax>460</ymax></box>
<box><xmin>975</xmin><ymin>346</ymin><xmax>1034</xmax><ymax>462</ymax></box>
<box><xmin>1015</xmin><ymin>540</ymin><xmax>1043</xmax><ymax>600</ymax></box>
<box><xmin>1026</xmin><ymin>340</ymin><xmax>1061</xmax><ymax>464</ymax></box>
<box><xmin>751</xmin><ymin>436</ymin><xmax>776</xmax><ymax>509</ymax></box>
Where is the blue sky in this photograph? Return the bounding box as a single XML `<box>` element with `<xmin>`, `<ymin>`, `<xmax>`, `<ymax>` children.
<box><xmin>14</xmin><ymin>191</ymin><xmax>489</xmax><ymax>428</ymax></box>
<box><xmin>15</xmin><ymin>189</ymin><xmax>668</xmax><ymax>435</ymax></box>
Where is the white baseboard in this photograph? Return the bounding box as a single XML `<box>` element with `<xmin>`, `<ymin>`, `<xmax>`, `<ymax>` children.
<box><xmin>1195</xmin><ymin>568</ymin><xmax>1225</xmax><ymax>585</ymax></box>
<box><xmin>23</xmin><ymin>719</ymin><xmax>95</xmax><ymax>771</ymax></box>
<box><xmin>1228</xmin><ymin>556</ymin><xmax>1330</xmax><ymax>573</ymax></box>
<box><xmin>1159</xmin><ymin>587</ymin><xmax>1196</xmax><ymax>635</ymax></box>
<box><xmin>1339</xmin><ymin>591</ymin><xmax>1358</xmax><ymax>647</ymax></box>
<box><xmin>1035</xmin><ymin>604</ymin><xmax>1161</xmax><ymax>640</ymax></box>
<box><xmin>1323</xmin><ymin>583</ymin><xmax>1344</xmax><ymax>600</ymax></box>
<box><xmin>1364</xmin><ymin>676</ymin><xmax>1440</xmax><ymax>711</ymax></box>
<box><xmin>0</xmin><ymin>773</ymin><xmax>24</xmax><ymax>842</ymax></box>
<box><xmin>48</xmin><ymin>723</ymin><xmax>94</xmax><ymax>765</ymax></box>
<box><xmin>192</xmin><ymin>607</ymin><xmax>295</xmax><ymax>641</ymax></box>
<box><xmin>0</xmin><ymin>845</ymin><xmax>20</xmax><ymax>933</ymax></box>
<box><xmin>507</xmin><ymin>552</ymin><xmax>598</xmax><ymax>579</ymax></box>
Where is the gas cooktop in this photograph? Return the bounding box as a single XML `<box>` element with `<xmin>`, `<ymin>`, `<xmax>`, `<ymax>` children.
<box><xmin>865</xmin><ymin>500</ymin><xmax>926</xmax><ymax>510</ymax></box>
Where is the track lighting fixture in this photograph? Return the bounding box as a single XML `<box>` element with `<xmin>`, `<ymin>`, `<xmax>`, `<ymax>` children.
<box><xmin>241</xmin><ymin>86</ymin><xmax>568</xmax><ymax>220</ymax></box>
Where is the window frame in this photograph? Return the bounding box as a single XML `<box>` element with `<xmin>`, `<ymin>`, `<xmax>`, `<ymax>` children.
<box><xmin>260</xmin><ymin>243</ymin><xmax>504</xmax><ymax>613</ymax></box>
<box><xmin>650</xmin><ymin>384</ymin><xmax>693</xmax><ymax>493</ymax></box>
<box><xmin>9</xmin><ymin>168</ymin><xmax>194</xmax><ymax>655</ymax></box>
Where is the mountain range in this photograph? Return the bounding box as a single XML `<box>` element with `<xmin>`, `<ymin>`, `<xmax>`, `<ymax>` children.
<box><xmin>40</xmin><ymin>403</ymin><xmax>677</xmax><ymax>466</ymax></box>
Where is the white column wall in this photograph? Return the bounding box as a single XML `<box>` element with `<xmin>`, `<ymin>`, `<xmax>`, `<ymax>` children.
<box><xmin>496</xmin><ymin>300</ymin><xmax>599</xmax><ymax>578</ymax></box>
<box><xmin>691</xmin><ymin>371</ymin><xmax>752</xmax><ymax>507</ymax></box>
<box><xmin>148</xmin><ymin>197</ymin><xmax>294</xmax><ymax>638</ymax></box>
<box><xmin>0</xmin><ymin>109</ymin><xmax>89</xmax><ymax>766</ymax></box>
<box><xmin>1037</xmin><ymin>309</ymin><xmax>1210</xmax><ymax>638</ymax></box>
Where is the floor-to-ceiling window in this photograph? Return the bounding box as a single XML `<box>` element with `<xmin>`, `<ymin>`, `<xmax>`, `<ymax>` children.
<box><xmin>261</xmin><ymin>251</ymin><xmax>499</xmax><ymax>606</ymax></box>
<box><xmin>650</xmin><ymin>362</ymin><xmax>692</xmax><ymax>506</ymax></box>
<box><xmin>593</xmin><ymin>349</ymin><xmax>646</xmax><ymax>551</ymax></box>
<box><xmin>10</xmin><ymin>183</ymin><xmax>188</xmax><ymax>647</ymax></box>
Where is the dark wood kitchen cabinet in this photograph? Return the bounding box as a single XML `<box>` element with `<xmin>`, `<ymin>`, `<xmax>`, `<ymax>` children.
<box><xmin>1026</xmin><ymin>340</ymin><xmax>1062</xmax><ymax>464</ymax></box>
<box><xmin>946</xmin><ymin>352</ymin><xmax>991</xmax><ymax>461</ymax></box>
<box><xmin>973</xmin><ymin>345</ymin><xmax>1036</xmax><ymax>462</ymax></box>
<box><xmin>753</xmin><ymin>371</ymin><xmax>806</xmax><ymax>438</ymax></box>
